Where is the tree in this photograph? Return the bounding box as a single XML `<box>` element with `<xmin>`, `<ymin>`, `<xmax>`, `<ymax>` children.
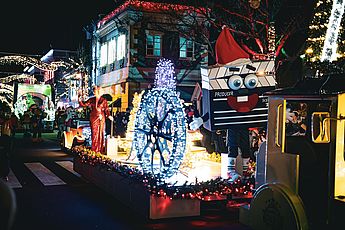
<box><xmin>303</xmin><ymin>0</ymin><xmax>345</xmax><ymax>76</ymax></box>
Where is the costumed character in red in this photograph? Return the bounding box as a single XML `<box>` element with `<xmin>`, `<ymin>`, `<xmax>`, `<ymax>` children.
<box><xmin>190</xmin><ymin>26</ymin><xmax>276</xmax><ymax>182</ymax></box>
<box><xmin>79</xmin><ymin>86</ymin><xmax>113</xmax><ymax>153</ymax></box>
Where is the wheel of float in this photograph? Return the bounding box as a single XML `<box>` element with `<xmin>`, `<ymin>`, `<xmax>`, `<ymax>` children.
<box><xmin>131</xmin><ymin>88</ymin><xmax>186</xmax><ymax>178</ymax></box>
<box><xmin>248</xmin><ymin>183</ymin><xmax>308</xmax><ymax>230</ymax></box>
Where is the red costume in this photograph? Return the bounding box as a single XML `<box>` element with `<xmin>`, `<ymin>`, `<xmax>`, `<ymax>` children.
<box><xmin>79</xmin><ymin>96</ymin><xmax>110</xmax><ymax>153</ymax></box>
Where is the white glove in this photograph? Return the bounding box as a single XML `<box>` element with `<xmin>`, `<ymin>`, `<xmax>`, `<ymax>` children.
<box><xmin>189</xmin><ymin>117</ymin><xmax>203</xmax><ymax>130</ymax></box>
<box><xmin>108</xmin><ymin>115</ymin><xmax>114</xmax><ymax>121</ymax></box>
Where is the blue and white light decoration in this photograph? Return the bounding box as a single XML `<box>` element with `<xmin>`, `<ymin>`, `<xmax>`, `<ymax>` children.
<box><xmin>82</xmin><ymin>126</ymin><xmax>92</xmax><ymax>147</ymax></box>
<box><xmin>131</xmin><ymin>58</ymin><xmax>187</xmax><ymax>179</ymax></box>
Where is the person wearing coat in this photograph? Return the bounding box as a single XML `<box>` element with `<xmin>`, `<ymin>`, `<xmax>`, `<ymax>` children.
<box><xmin>79</xmin><ymin>86</ymin><xmax>113</xmax><ymax>153</ymax></box>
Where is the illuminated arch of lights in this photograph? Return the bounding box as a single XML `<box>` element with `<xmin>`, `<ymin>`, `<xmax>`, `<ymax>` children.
<box><xmin>0</xmin><ymin>83</ymin><xmax>14</xmax><ymax>93</ymax></box>
<box><xmin>0</xmin><ymin>74</ymin><xmax>36</xmax><ymax>84</ymax></box>
<box><xmin>0</xmin><ymin>95</ymin><xmax>13</xmax><ymax>110</ymax></box>
<box><xmin>0</xmin><ymin>55</ymin><xmax>73</xmax><ymax>71</ymax></box>
<box><xmin>131</xmin><ymin>58</ymin><xmax>187</xmax><ymax>179</ymax></box>
<box><xmin>0</xmin><ymin>84</ymin><xmax>14</xmax><ymax>111</ymax></box>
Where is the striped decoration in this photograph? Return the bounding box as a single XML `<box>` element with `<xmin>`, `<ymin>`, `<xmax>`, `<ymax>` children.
<box><xmin>201</xmin><ymin>60</ymin><xmax>276</xmax><ymax>131</ymax></box>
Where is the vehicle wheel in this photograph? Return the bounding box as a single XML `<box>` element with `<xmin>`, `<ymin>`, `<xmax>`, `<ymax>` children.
<box><xmin>248</xmin><ymin>183</ymin><xmax>308</xmax><ymax>230</ymax></box>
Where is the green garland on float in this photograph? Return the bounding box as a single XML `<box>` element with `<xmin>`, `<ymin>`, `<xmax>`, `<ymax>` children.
<box><xmin>72</xmin><ymin>146</ymin><xmax>255</xmax><ymax>200</ymax></box>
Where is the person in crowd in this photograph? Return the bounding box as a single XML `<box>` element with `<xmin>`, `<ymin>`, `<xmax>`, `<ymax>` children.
<box><xmin>115</xmin><ymin>111</ymin><xmax>125</xmax><ymax>137</ymax></box>
<box><xmin>187</xmin><ymin>106</ymin><xmax>195</xmax><ymax>125</ymax></box>
<box><xmin>78</xmin><ymin>85</ymin><xmax>113</xmax><ymax>153</ymax></box>
<box><xmin>56</xmin><ymin>109</ymin><xmax>66</xmax><ymax>139</ymax></box>
<box><xmin>0</xmin><ymin>114</ymin><xmax>12</xmax><ymax>181</ymax></box>
<box><xmin>9</xmin><ymin>113</ymin><xmax>18</xmax><ymax>138</ymax></box>
<box><xmin>122</xmin><ymin>108</ymin><xmax>131</xmax><ymax>135</ymax></box>
<box><xmin>22</xmin><ymin>110</ymin><xmax>32</xmax><ymax>137</ymax></box>
<box><xmin>64</xmin><ymin>107</ymin><xmax>74</xmax><ymax>132</ymax></box>
<box><xmin>31</xmin><ymin>108</ymin><xmax>44</xmax><ymax>143</ymax></box>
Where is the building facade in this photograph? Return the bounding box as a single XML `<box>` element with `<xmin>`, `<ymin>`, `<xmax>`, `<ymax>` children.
<box><xmin>89</xmin><ymin>0</ymin><xmax>208</xmax><ymax>111</ymax></box>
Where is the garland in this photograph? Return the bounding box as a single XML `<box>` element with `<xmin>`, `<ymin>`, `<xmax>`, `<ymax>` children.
<box><xmin>72</xmin><ymin>146</ymin><xmax>255</xmax><ymax>200</ymax></box>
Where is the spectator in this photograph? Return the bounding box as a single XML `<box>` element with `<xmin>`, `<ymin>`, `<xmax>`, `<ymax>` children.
<box><xmin>56</xmin><ymin>110</ymin><xmax>66</xmax><ymax>139</ymax></box>
<box><xmin>31</xmin><ymin>108</ymin><xmax>44</xmax><ymax>143</ymax></box>
<box><xmin>22</xmin><ymin>110</ymin><xmax>31</xmax><ymax>137</ymax></box>
<box><xmin>0</xmin><ymin>115</ymin><xmax>12</xmax><ymax>181</ymax></box>
<box><xmin>9</xmin><ymin>113</ymin><xmax>18</xmax><ymax>137</ymax></box>
<box><xmin>64</xmin><ymin>107</ymin><xmax>74</xmax><ymax>132</ymax></box>
<box><xmin>122</xmin><ymin>108</ymin><xmax>130</xmax><ymax>133</ymax></box>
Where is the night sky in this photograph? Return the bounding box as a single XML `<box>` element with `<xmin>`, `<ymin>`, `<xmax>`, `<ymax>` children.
<box><xmin>0</xmin><ymin>1</ymin><xmax>316</xmax><ymax>58</ymax></box>
<box><xmin>0</xmin><ymin>0</ymin><xmax>117</xmax><ymax>56</ymax></box>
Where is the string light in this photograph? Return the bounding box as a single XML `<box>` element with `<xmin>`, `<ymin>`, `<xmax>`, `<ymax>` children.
<box><xmin>72</xmin><ymin>146</ymin><xmax>254</xmax><ymax>200</ymax></box>
<box><xmin>0</xmin><ymin>74</ymin><xmax>36</xmax><ymax>84</ymax></box>
<box><xmin>321</xmin><ymin>0</ymin><xmax>345</xmax><ymax>61</ymax></box>
<box><xmin>0</xmin><ymin>55</ymin><xmax>73</xmax><ymax>71</ymax></box>
<box><xmin>268</xmin><ymin>22</ymin><xmax>276</xmax><ymax>56</ymax></box>
<box><xmin>0</xmin><ymin>83</ymin><xmax>14</xmax><ymax>112</ymax></box>
<box><xmin>97</xmin><ymin>0</ymin><xmax>206</xmax><ymax>28</ymax></box>
<box><xmin>117</xmin><ymin>91</ymin><xmax>144</xmax><ymax>158</ymax></box>
<box><xmin>305</xmin><ymin>0</ymin><xmax>333</xmax><ymax>61</ymax></box>
<box><xmin>154</xmin><ymin>58</ymin><xmax>176</xmax><ymax>90</ymax></box>
<box><xmin>131</xmin><ymin>58</ymin><xmax>186</xmax><ymax>179</ymax></box>
<box><xmin>0</xmin><ymin>83</ymin><xmax>14</xmax><ymax>93</ymax></box>
<box><xmin>0</xmin><ymin>95</ymin><xmax>13</xmax><ymax>111</ymax></box>
<box><xmin>304</xmin><ymin>0</ymin><xmax>345</xmax><ymax>74</ymax></box>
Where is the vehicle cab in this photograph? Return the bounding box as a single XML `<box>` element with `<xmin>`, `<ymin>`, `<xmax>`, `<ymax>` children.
<box><xmin>240</xmin><ymin>74</ymin><xmax>345</xmax><ymax>229</ymax></box>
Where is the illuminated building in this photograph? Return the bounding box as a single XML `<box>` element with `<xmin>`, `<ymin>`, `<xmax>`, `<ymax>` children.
<box><xmin>87</xmin><ymin>0</ymin><xmax>208</xmax><ymax>111</ymax></box>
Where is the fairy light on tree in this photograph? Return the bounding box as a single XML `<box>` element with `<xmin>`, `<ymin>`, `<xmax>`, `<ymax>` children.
<box><xmin>131</xmin><ymin>58</ymin><xmax>187</xmax><ymax>179</ymax></box>
<box><xmin>321</xmin><ymin>0</ymin><xmax>345</xmax><ymax>62</ymax></box>
<box><xmin>304</xmin><ymin>0</ymin><xmax>345</xmax><ymax>74</ymax></box>
<box><xmin>305</xmin><ymin>0</ymin><xmax>333</xmax><ymax>62</ymax></box>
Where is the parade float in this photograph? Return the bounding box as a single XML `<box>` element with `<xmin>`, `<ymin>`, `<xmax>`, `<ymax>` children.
<box><xmin>14</xmin><ymin>83</ymin><xmax>55</xmax><ymax>131</ymax></box>
<box><xmin>73</xmin><ymin>58</ymin><xmax>254</xmax><ymax>219</ymax></box>
<box><xmin>0</xmin><ymin>74</ymin><xmax>36</xmax><ymax>115</ymax></box>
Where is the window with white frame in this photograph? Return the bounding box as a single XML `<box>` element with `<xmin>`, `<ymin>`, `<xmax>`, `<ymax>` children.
<box><xmin>117</xmin><ymin>34</ymin><xmax>126</xmax><ymax>60</ymax></box>
<box><xmin>100</xmin><ymin>43</ymin><xmax>108</xmax><ymax>67</ymax></box>
<box><xmin>146</xmin><ymin>34</ymin><xmax>161</xmax><ymax>56</ymax></box>
<box><xmin>107</xmin><ymin>38</ymin><xmax>116</xmax><ymax>64</ymax></box>
<box><xmin>179</xmin><ymin>37</ymin><xmax>194</xmax><ymax>58</ymax></box>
